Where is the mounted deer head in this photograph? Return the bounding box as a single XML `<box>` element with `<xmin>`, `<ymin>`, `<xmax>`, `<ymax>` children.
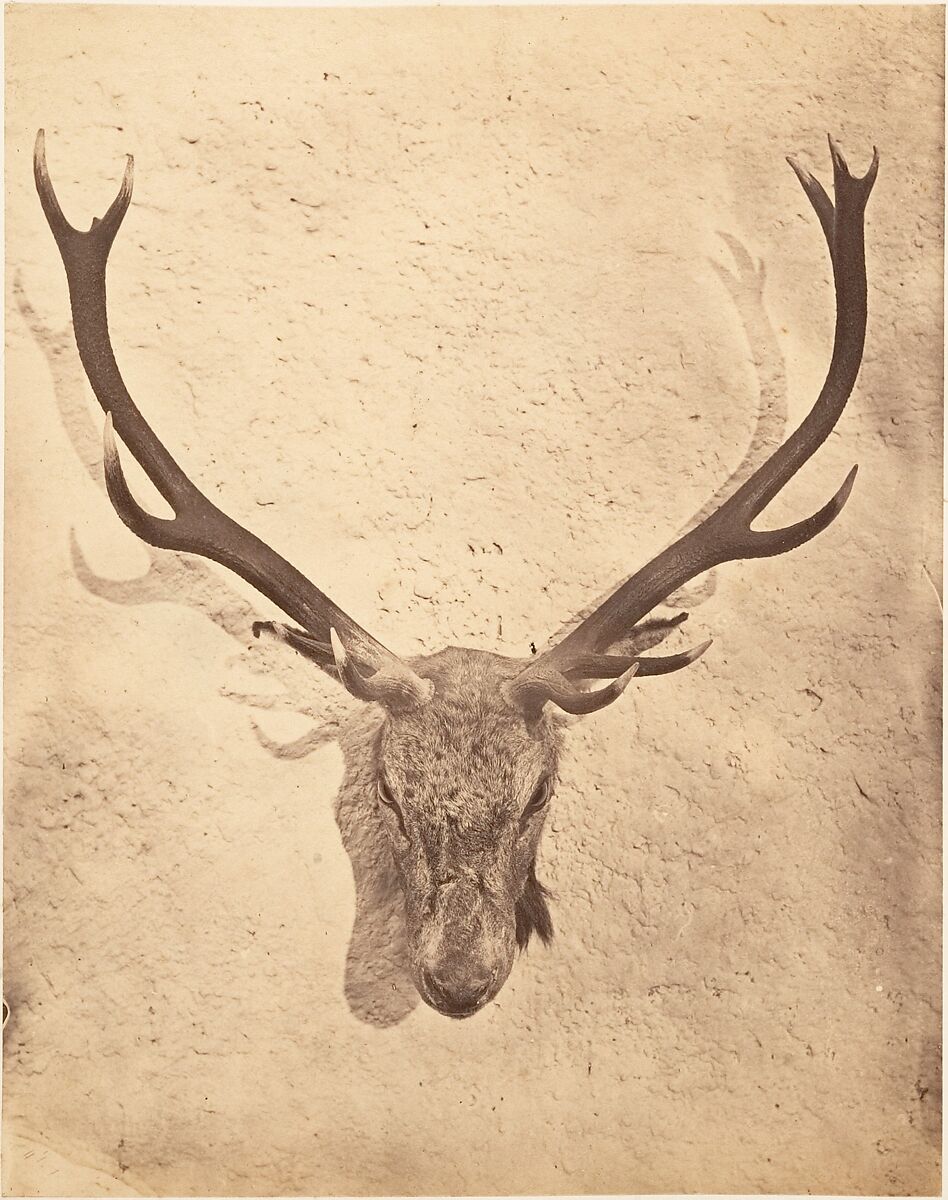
<box><xmin>35</xmin><ymin>131</ymin><xmax>877</xmax><ymax>1019</ymax></box>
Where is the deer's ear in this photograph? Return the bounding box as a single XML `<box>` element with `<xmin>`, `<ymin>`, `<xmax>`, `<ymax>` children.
<box><xmin>609</xmin><ymin>612</ymin><xmax>689</xmax><ymax>655</ymax></box>
<box><xmin>515</xmin><ymin>860</ymin><xmax>554</xmax><ymax>950</ymax></box>
<box><xmin>253</xmin><ymin>621</ymin><xmax>333</xmax><ymax>668</ymax></box>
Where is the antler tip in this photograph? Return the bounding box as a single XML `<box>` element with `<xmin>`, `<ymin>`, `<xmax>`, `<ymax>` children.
<box><xmin>838</xmin><ymin>463</ymin><xmax>859</xmax><ymax>506</ymax></box>
<box><xmin>33</xmin><ymin>128</ymin><xmax>53</xmax><ymax>188</ymax></box>
<box><xmin>616</xmin><ymin>662</ymin><xmax>640</xmax><ymax>689</ymax></box>
<box><xmin>865</xmin><ymin>147</ymin><xmax>881</xmax><ymax>189</ymax></box>
<box><xmin>786</xmin><ymin>153</ymin><xmax>816</xmax><ymax>191</ymax></box>
<box><xmin>120</xmin><ymin>153</ymin><xmax>135</xmax><ymax>196</ymax></box>
<box><xmin>98</xmin><ymin>149</ymin><xmax>135</xmax><ymax>231</ymax></box>
<box><xmin>826</xmin><ymin>132</ymin><xmax>854</xmax><ymax>178</ymax></box>
<box><xmin>102</xmin><ymin>408</ymin><xmax>117</xmax><ymax>457</ymax></box>
<box><xmin>329</xmin><ymin>626</ymin><xmax>348</xmax><ymax>666</ymax></box>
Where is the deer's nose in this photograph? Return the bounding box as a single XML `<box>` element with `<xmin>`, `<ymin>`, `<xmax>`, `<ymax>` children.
<box><xmin>422</xmin><ymin>965</ymin><xmax>495</xmax><ymax>1016</ymax></box>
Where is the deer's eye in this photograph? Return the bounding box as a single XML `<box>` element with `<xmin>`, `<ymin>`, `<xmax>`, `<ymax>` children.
<box><xmin>377</xmin><ymin>776</ymin><xmax>408</xmax><ymax>839</ymax></box>
<box><xmin>521</xmin><ymin>777</ymin><xmax>551</xmax><ymax>827</ymax></box>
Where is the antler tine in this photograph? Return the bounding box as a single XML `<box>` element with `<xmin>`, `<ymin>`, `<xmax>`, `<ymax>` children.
<box><xmin>36</xmin><ymin>129</ymin><xmax>422</xmax><ymax>689</ymax></box>
<box><xmin>508</xmin><ymin>662</ymin><xmax>640</xmax><ymax>719</ymax></box>
<box><xmin>561</xmin><ymin>639</ymin><xmax>713</xmax><ymax>681</ymax></box>
<box><xmin>330</xmin><ymin>628</ymin><xmax>434</xmax><ymax>709</ymax></box>
<box><xmin>509</xmin><ymin>136</ymin><xmax>878</xmax><ymax>714</ymax></box>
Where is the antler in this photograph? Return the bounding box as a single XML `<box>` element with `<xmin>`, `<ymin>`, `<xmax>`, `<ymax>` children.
<box><xmin>34</xmin><ymin>129</ymin><xmax>431</xmax><ymax>710</ymax></box>
<box><xmin>508</xmin><ymin>136</ymin><xmax>879</xmax><ymax>717</ymax></box>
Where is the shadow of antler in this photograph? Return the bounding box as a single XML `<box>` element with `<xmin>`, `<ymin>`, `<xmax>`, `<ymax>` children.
<box><xmin>546</xmin><ymin>232</ymin><xmax>788</xmax><ymax>653</ymax></box>
<box><xmin>14</xmin><ymin>273</ymin><xmax>345</xmax><ymax>718</ymax></box>
<box><xmin>16</xmin><ymin>275</ymin><xmax>260</xmax><ymax>632</ymax></box>
<box><xmin>17</xmin><ymin>271</ymin><xmax>416</xmax><ymax>1027</ymax></box>
<box><xmin>664</xmin><ymin>232</ymin><xmax>788</xmax><ymax>608</ymax></box>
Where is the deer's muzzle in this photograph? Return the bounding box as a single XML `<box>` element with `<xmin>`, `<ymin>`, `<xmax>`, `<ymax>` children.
<box><xmin>411</xmin><ymin>882</ymin><xmax>515</xmax><ymax>1018</ymax></box>
<box><xmin>421</xmin><ymin>961</ymin><xmax>499</xmax><ymax>1018</ymax></box>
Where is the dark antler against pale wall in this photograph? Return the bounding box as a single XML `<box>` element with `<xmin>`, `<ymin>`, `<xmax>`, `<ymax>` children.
<box><xmin>36</xmin><ymin>131</ymin><xmax>877</xmax><ymax>1018</ymax></box>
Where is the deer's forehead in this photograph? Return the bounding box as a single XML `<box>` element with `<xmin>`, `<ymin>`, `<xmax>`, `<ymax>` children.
<box><xmin>381</xmin><ymin>698</ymin><xmax>553</xmax><ymax>796</ymax></box>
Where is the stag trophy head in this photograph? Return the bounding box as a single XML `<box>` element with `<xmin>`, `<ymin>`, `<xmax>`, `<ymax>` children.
<box><xmin>35</xmin><ymin>130</ymin><xmax>877</xmax><ymax>1018</ymax></box>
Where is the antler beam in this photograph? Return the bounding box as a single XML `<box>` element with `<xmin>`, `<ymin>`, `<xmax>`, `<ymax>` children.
<box><xmin>34</xmin><ymin>129</ymin><xmax>428</xmax><ymax>700</ymax></box>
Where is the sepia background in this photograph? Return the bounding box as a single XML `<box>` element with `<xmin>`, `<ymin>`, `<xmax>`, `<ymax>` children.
<box><xmin>4</xmin><ymin>4</ymin><xmax>942</xmax><ymax>1195</ymax></box>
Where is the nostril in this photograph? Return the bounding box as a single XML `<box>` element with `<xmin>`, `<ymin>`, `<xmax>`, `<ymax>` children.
<box><xmin>423</xmin><ymin>966</ymin><xmax>495</xmax><ymax>1011</ymax></box>
<box><xmin>422</xmin><ymin>968</ymin><xmax>450</xmax><ymax>1005</ymax></box>
<box><xmin>469</xmin><ymin>974</ymin><xmax>493</xmax><ymax>1002</ymax></box>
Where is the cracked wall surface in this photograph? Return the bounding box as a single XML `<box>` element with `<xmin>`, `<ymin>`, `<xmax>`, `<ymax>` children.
<box><xmin>4</xmin><ymin>5</ymin><xmax>943</xmax><ymax>1196</ymax></box>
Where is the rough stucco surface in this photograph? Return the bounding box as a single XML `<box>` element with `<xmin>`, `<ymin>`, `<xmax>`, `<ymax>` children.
<box><xmin>4</xmin><ymin>4</ymin><xmax>943</xmax><ymax>1195</ymax></box>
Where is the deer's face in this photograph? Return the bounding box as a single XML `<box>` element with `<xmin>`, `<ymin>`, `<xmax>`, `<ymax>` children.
<box><xmin>375</xmin><ymin>649</ymin><xmax>561</xmax><ymax>1018</ymax></box>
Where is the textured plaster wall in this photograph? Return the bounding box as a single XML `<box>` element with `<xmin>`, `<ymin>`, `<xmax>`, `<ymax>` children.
<box><xmin>4</xmin><ymin>5</ymin><xmax>943</xmax><ymax>1196</ymax></box>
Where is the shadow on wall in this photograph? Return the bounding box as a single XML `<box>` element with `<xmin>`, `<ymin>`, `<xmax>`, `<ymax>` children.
<box><xmin>15</xmin><ymin>273</ymin><xmax>420</xmax><ymax>1027</ymax></box>
<box><xmin>13</xmin><ymin>226</ymin><xmax>786</xmax><ymax>1030</ymax></box>
<box><xmin>541</xmin><ymin>232</ymin><xmax>790</xmax><ymax>642</ymax></box>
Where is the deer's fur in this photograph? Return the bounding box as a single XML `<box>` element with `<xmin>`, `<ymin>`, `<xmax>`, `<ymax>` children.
<box><xmin>372</xmin><ymin>649</ymin><xmax>560</xmax><ymax>1014</ymax></box>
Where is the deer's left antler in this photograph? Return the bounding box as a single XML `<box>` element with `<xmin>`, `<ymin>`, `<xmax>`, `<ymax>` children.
<box><xmin>507</xmin><ymin>136</ymin><xmax>879</xmax><ymax>717</ymax></box>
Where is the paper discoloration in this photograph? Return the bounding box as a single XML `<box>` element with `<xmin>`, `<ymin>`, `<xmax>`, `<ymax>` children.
<box><xmin>5</xmin><ymin>4</ymin><xmax>942</xmax><ymax>1196</ymax></box>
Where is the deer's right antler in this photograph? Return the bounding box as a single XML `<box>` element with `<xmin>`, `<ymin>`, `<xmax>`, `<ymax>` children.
<box><xmin>34</xmin><ymin>129</ymin><xmax>431</xmax><ymax>711</ymax></box>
